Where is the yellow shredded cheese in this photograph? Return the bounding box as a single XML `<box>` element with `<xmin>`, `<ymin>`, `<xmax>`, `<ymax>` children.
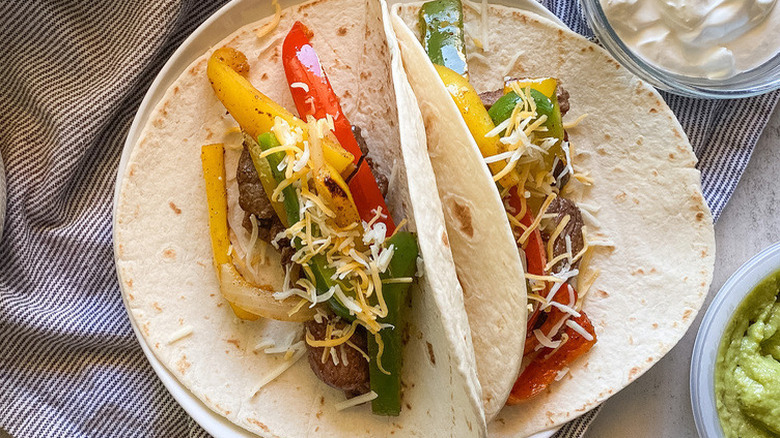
<box><xmin>255</xmin><ymin>0</ymin><xmax>281</xmax><ymax>39</ymax></box>
<box><xmin>518</xmin><ymin>193</ymin><xmax>557</xmax><ymax>245</ymax></box>
<box><xmin>547</xmin><ymin>214</ymin><xmax>571</xmax><ymax>261</ymax></box>
<box><xmin>306</xmin><ymin>321</ymin><xmax>359</xmax><ymax>348</ymax></box>
<box><xmin>563</xmin><ymin>113</ymin><xmax>589</xmax><ymax>129</ymax></box>
<box><xmin>524</xmin><ymin>273</ymin><xmax>565</xmax><ymax>283</ymax></box>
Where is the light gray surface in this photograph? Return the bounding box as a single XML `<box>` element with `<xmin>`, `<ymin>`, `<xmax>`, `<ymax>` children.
<box><xmin>584</xmin><ymin>104</ymin><xmax>780</xmax><ymax>437</ymax></box>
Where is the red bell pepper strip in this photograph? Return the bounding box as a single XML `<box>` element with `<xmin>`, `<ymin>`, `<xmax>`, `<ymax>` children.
<box><xmin>505</xmin><ymin>188</ymin><xmax>547</xmax><ymax>330</ymax></box>
<box><xmin>507</xmin><ymin>311</ymin><xmax>597</xmax><ymax>404</ymax></box>
<box><xmin>524</xmin><ymin>283</ymin><xmax>577</xmax><ymax>353</ymax></box>
<box><xmin>282</xmin><ymin>21</ymin><xmax>395</xmax><ymax>233</ymax></box>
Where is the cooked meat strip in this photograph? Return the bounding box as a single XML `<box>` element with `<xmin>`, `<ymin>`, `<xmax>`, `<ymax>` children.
<box><xmin>544</xmin><ymin>197</ymin><xmax>584</xmax><ymax>273</ymax></box>
<box><xmin>236</xmin><ymin>142</ymin><xmax>295</xmax><ymax>264</ymax></box>
<box><xmin>305</xmin><ymin>317</ymin><xmax>370</xmax><ymax>395</ymax></box>
<box><xmin>557</xmin><ymin>85</ymin><xmax>570</xmax><ymax>117</ymax></box>
<box><xmin>478</xmin><ymin>88</ymin><xmax>505</xmax><ymax>110</ymax></box>
<box><xmin>237</xmin><ymin>146</ymin><xmax>276</xmax><ymax>222</ymax></box>
<box><xmin>351</xmin><ymin>125</ymin><xmax>389</xmax><ymax>197</ymax></box>
<box><xmin>363</xmin><ymin>156</ymin><xmax>389</xmax><ymax>197</ymax></box>
<box><xmin>352</xmin><ymin>125</ymin><xmax>370</xmax><ymax>156</ymax></box>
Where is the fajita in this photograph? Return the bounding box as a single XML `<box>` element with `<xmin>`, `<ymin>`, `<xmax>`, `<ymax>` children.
<box><xmin>391</xmin><ymin>0</ymin><xmax>716</xmax><ymax>434</ymax></box>
<box><xmin>114</xmin><ymin>0</ymin><xmax>529</xmax><ymax>435</ymax></box>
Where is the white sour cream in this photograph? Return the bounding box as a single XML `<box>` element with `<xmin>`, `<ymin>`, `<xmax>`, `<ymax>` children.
<box><xmin>601</xmin><ymin>0</ymin><xmax>780</xmax><ymax>79</ymax></box>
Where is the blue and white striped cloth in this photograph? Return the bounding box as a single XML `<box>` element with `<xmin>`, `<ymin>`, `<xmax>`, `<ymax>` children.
<box><xmin>0</xmin><ymin>1</ymin><xmax>777</xmax><ymax>437</ymax></box>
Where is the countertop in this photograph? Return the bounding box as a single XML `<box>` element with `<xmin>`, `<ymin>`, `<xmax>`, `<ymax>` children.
<box><xmin>585</xmin><ymin>104</ymin><xmax>780</xmax><ymax>437</ymax></box>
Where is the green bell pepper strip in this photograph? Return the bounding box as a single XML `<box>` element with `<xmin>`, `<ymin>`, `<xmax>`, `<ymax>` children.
<box><xmin>249</xmin><ymin>133</ymin><xmax>356</xmax><ymax>320</ymax></box>
<box><xmin>486</xmin><ymin>88</ymin><xmax>565</xmax><ymax>177</ymax></box>
<box><xmin>368</xmin><ymin>231</ymin><xmax>419</xmax><ymax>416</ymax></box>
<box><xmin>253</xmin><ymin>133</ymin><xmax>301</xmax><ymax>227</ymax></box>
<box><xmin>419</xmin><ymin>0</ymin><xmax>468</xmax><ymax>77</ymax></box>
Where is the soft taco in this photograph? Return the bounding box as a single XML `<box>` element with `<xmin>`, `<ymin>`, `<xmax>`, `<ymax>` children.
<box><xmin>113</xmin><ymin>0</ymin><xmax>532</xmax><ymax>435</ymax></box>
<box><xmin>391</xmin><ymin>0</ymin><xmax>715</xmax><ymax>435</ymax></box>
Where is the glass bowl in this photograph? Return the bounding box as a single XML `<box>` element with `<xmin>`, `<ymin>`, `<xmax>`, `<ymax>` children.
<box><xmin>580</xmin><ymin>0</ymin><xmax>780</xmax><ymax>99</ymax></box>
<box><xmin>690</xmin><ymin>242</ymin><xmax>780</xmax><ymax>437</ymax></box>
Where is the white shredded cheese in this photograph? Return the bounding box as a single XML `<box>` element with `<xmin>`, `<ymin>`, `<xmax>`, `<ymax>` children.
<box><xmin>290</xmin><ymin>82</ymin><xmax>309</xmax><ymax>93</ymax></box>
<box><xmin>548</xmin><ymin>300</ymin><xmax>581</xmax><ymax>318</ymax></box>
<box><xmin>308</xmin><ymin>285</ymin><xmax>337</xmax><ymax>308</ymax></box>
<box><xmin>333</xmin><ymin>284</ymin><xmax>362</xmax><ymax>314</ymax></box>
<box><xmin>533</xmin><ymin>329</ymin><xmax>561</xmax><ymax>349</ymax></box>
<box><xmin>167</xmin><ymin>326</ymin><xmax>193</xmax><ymax>344</ymax></box>
<box><xmin>416</xmin><ymin>256</ymin><xmax>424</xmax><ymax>277</ymax></box>
<box><xmin>334</xmin><ymin>391</ymin><xmax>378</xmax><ymax>411</ymax></box>
<box><xmin>555</xmin><ymin>367</ymin><xmax>570</xmax><ymax>381</ymax></box>
<box><xmin>249</xmin><ymin>345</ymin><xmax>306</xmax><ymax>397</ymax></box>
<box><xmin>566</xmin><ymin>319</ymin><xmax>594</xmax><ymax>341</ymax></box>
<box><xmin>253</xmin><ymin>338</ymin><xmax>275</xmax><ymax>352</ymax></box>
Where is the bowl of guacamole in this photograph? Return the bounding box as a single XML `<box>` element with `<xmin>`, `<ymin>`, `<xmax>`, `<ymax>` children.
<box><xmin>692</xmin><ymin>242</ymin><xmax>780</xmax><ymax>438</ymax></box>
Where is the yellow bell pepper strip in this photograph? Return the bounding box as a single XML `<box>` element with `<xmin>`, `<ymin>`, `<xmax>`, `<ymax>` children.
<box><xmin>367</xmin><ymin>231</ymin><xmax>419</xmax><ymax>416</ymax></box>
<box><xmin>201</xmin><ymin>143</ymin><xmax>315</xmax><ymax>322</ymax></box>
<box><xmin>504</xmin><ymin>78</ymin><xmax>558</xmax><ymax>99</ymax></box>
<box><xmin>419</xmin><ymin>0</ymin><xmax>469</xmax><ymax>77</ymax></box>
<box><xmin>313</xmin><ymin>165</ymin><xmax>361</xmax><ymax>229</ymax></box>
<box><xmin>303</xmin><ymin>117</ymin><xmax>362</xmax><ymax>229</ymax></box>
<box><xmin>433</xmin><ymin>64</ymin><xmax>520</xmax><ymax>188</ymax></box>
<box><xmin>206</xmin><ymin>47</ymin><xmax>355</xmax><ymax>176</ymax></box>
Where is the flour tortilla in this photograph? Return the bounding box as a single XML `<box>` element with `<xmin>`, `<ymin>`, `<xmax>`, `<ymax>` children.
<box><xmin>392</xmin><ymin>3</ymin><xmax>716</xmax><ymax>436</ymax></box>
<box><xmin>114</xmin><ymin>0</ymin><xmax>492</xmax><ymax>435</ymax></box>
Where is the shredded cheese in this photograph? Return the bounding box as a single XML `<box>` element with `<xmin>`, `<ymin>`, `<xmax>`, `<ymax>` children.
<box><xmin>533</xmin><ymin>329</ymin><xmax>561</xmax><ymax>349</ymax></box>
<box><xmin>562</xmin><ymin>113</ymin><xmax>588</xmax><ymax>130</ymax></box>
<box><xmin>255</xmin><ymin>0</ymin><xmax>281</xmax><ymax>40</ymax></box>
<box><xmin>525</xmin><ymin>273</ymin><xmax>565</xmax><ymax>283</ymax></box>
<box><xmin>306</xmin><ymin>321</ymin><xmax>358</xmax><ymax>347</ymax></box>
<box><xmin>290</xmin><ymin>82</ymin><xmax>309</xmax><ymax>93</ymax></box>
<box><xmin>334</xmin><ymin>391</ymin><xmax>378</xmax><ymax>411</ymax></box>
<box><xmin>566</xmin><ymin>319</ymin><xmax>594</xmax><ymax>341</ymax></box>
<box><xmin>518</xmin><ymin>193</ymin><xmax>557</xmax><ymax>245</ymax></box>
<box><xmin>546</xmin><ymin>214</ymin><xmax>571</xmax><ymax>262</ymax></box>
<box><xmin>381</xmin><ymin>277</ymin><xmax>413</xmax><ymax>284</ymax></box>
<box><xmin>249</xmin><ymin>344</ymin><xmax>306</xmax><ymax>397</ymax></box>
<box><xmin>167</xmin><ymin>327</ymin><xmax>193</xmax><ymax>344</ymax></box>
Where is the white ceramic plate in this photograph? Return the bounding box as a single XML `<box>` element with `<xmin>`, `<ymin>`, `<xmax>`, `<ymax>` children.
<box><xmin>691</xmin><ymin>242</ymin><xmax>780</xmax><ymax>438</ymax></box>
<box><xmin>112</xmin><ymin>0</ymin><xmax>565</xmax><ymax>436</ymax></box>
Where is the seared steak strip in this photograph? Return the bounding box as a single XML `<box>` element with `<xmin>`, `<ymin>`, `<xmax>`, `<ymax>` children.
<box><xmin>305</xmin><ymin>316</ymin><xmax>370</xmax><ymax>396</ymax></box>
<box><xmin>544</xmin><ymin>197</ymin><xmax>584</xmax><ymax>273</ymax></box>
<box><xmin>236</xmin><ymin>142</ymin><xmax>294</xmax><ymax>265</ymax></box>
<box><xmin>351</xmin><ymin>125</ymin><xmax>389</xmax><ymax>197</ymax></box>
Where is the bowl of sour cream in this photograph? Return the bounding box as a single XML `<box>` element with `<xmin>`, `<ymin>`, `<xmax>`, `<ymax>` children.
<box><xmin>581</xmin><ymin>0</ymin><xmax>780</xmax><ymax>98</ymax></box>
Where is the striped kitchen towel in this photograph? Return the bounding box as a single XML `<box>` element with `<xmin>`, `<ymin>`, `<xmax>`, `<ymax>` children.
<box><xmin>0</xmin><ymin>1</ymin><xmax>777</xmax><ymax>438</ymax></box>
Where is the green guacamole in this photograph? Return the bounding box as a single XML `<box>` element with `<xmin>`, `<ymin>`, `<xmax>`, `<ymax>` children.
<box><xmin>715</xmin><ymin>270</ymin><xmax>780</xmax><ymax>438</ymax></box>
